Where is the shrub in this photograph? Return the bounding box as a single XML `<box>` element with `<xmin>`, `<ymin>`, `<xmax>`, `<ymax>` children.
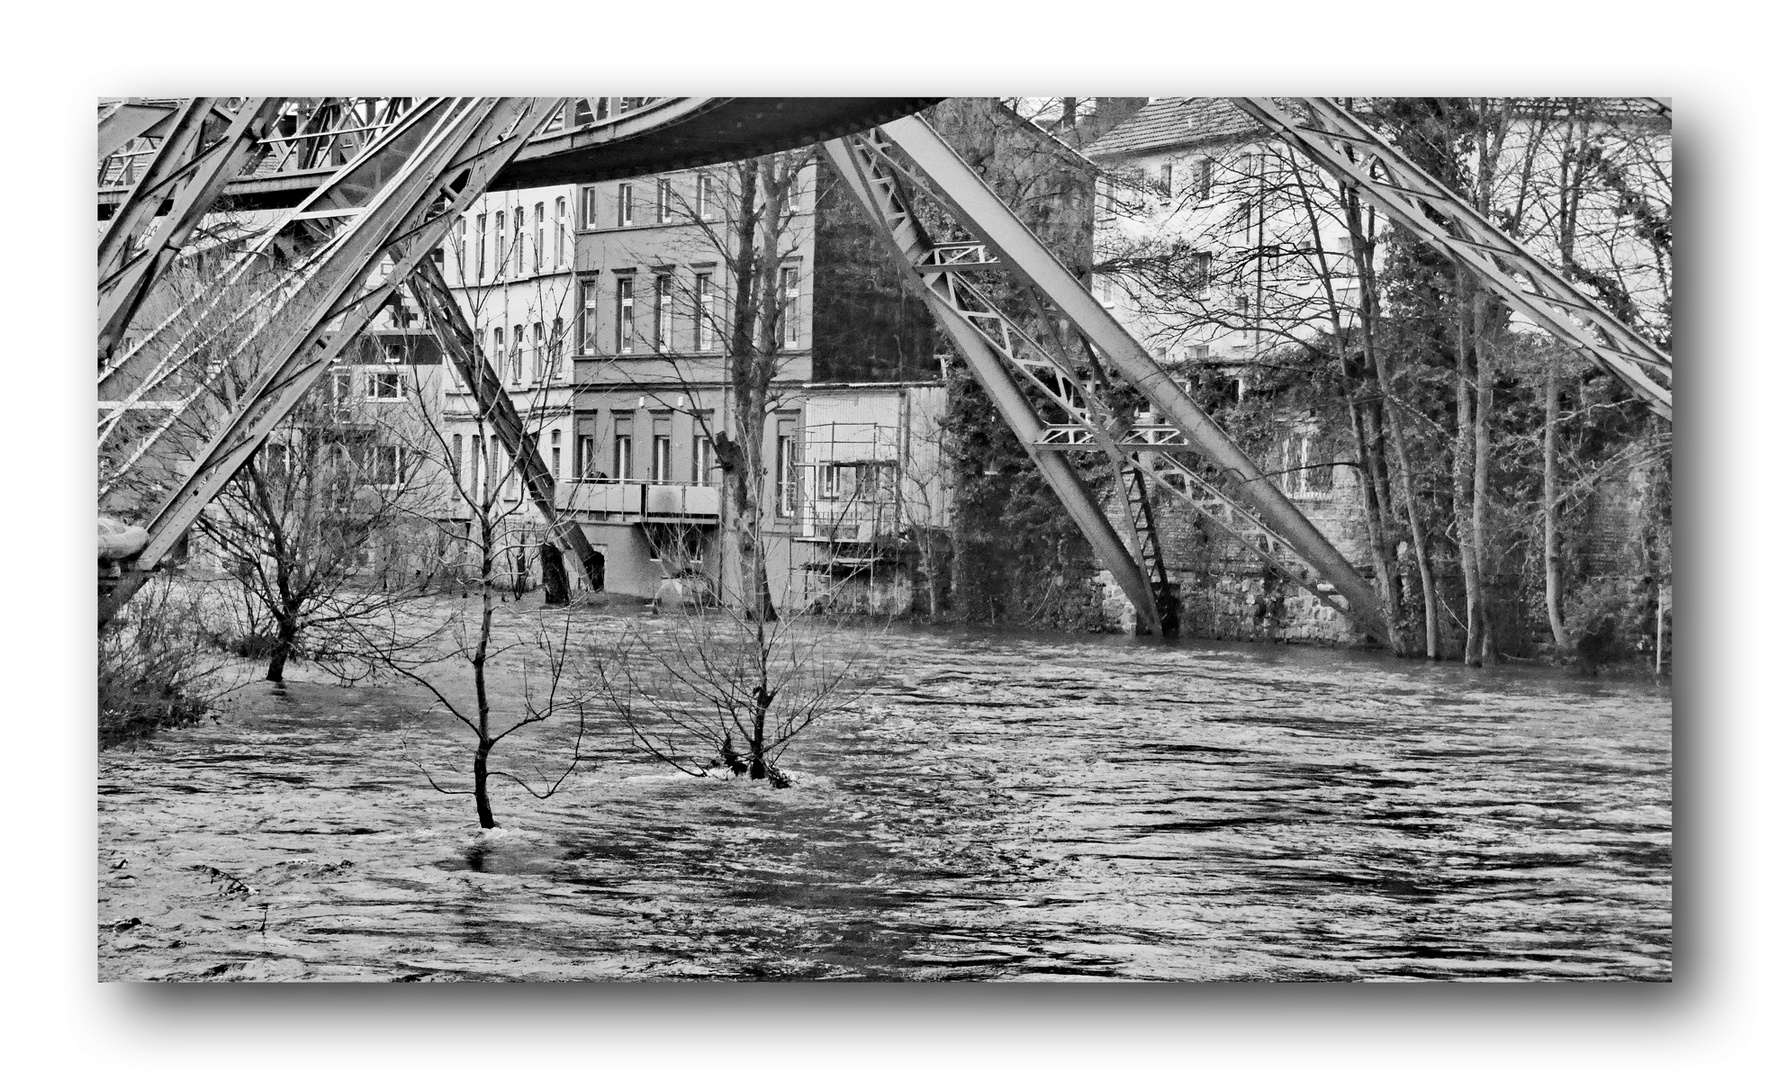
<box><xmin>98</xmin><ymin>578</ymin><xmax>235</xmax><ymax>747</ymax></box>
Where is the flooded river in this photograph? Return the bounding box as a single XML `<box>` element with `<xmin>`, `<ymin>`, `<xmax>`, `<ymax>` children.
<box><xmin>98</xmin><ymin>605</ymin><xmax>1672</xmax><ymax>981</ymax></box>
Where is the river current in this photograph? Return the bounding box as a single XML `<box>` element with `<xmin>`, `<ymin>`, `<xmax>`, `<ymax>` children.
<box><xmin>98</xmin><ymin>607</ymin><xmax>1672</xmax><ymax>981</ymax></box>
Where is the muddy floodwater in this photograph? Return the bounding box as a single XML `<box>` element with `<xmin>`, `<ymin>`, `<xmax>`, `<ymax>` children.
<box><xmin>98</xmin><ymin>602</ymin><xmax>1672</xmax><ymax>981</ymax></box>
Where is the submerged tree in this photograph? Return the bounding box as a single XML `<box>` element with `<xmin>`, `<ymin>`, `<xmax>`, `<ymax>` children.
<box><xmin>589</xmin><ymin>539</ymin><xmax>877</xmax><ymax>786</ymax></box>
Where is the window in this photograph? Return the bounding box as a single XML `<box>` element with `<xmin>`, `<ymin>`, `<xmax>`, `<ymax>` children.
<box><xmin>550</xmin><ymin>429</ymin><xmax>562</xmax><ymax>479</ymax></box>
<box><xmin>694</xmin><ymin>271</ymin><xmax>714</xmax><ymax>351</ymax></box>
<box><xmin>514</xmin><ymin>206</ymin><xmax>525</xmax><ymax>274</ymax></box>
<box><xmin>533</xmin><ymin>202</ymin><xmax>545</xmax><ymax>267</ymax></box>
<box><xmin>692</xmin><ymin>432</ymin><xmax>713</xmax><ymax>485</ymax></box>
<box><xmin>617</xmin><ymin>277</ymin><xmax>635</xmax><ymax>353</ymax></box>
<box><xmin>470</xmin><ymin>435</ymin><xmax>483</xmax><ymax>502</ymax></box>
<box><xmin>775</xmin><ymin>416</ymin><xmax>798</xmax><ymax>517</ymax></box>
<box><xmin>656</xmin><ymin>178</ymin><xmax>672</xmax><ymax>223</ymax></box>
<box><xmin>1157</xmin><ymin>161</ymin><xmax>1173</xmax><ymax>198</ymax></box>
<box><xmin>382</xmin><ymin>341</ymin><xmax>407</xmax><ymax>364</ymax></box>
<box><xmin>511</xmin><ymin>324</ymin><xmax>524</xmax><ymax>383</ymax></box>
<box><xmin>533</xmin><ymin>322</ymin><xmax>545</xmax><ymax>380</ymax></box>
<box><xmin>651</xmin><ymin>423</ymin><xmax>672</xmax><ymax>482</ymax></box>
<box><xmin>576</xmin><ymin>273</ymin><xmax>597</xmax><ymax>353</ymax></box>
<box><xmin>1236</xmin><ymin>294</ymin><xmax>1250</xmax><ymax>323</ymax></box>
<box><xmin>581</xmin><ymin>186</ymin><xmax>597</xmax><ymax>230</ymax></box>
<box><xmin>654</xmin><ymin>273</ymin><xmax>672</xmax><ymax>351</ymax></box>
<box><xmin>695</xmin><ymin>173</ymin><xmax>713</xmax><ymax>217</ymax></box>
<box><xmin>617</xmin><ymin>183</ymin><xmax>633</xmax><ymax>226</ymax></box>
<box><xmin>1191</xmin><ymin>252</ymin><xmax>1214</xmax><ymax>285</ymax></box>
<box><xmin>367</xmin><ymin>445</ymin><xmax>406</xmax><ymax>487</ymax></box>
<box><xmin>549</xmin><ymin>318</ymin><xmax>564</xmax><ymax>379</ymax></box>
<box><xmin>329</xmin><ymin>367</ymin><xmax>352</xmax><ymax>403</ymax></box>
<box><xmin>577</xmin><ymin>433</ymin><xmax>594</xmax><ymax>478</ymax></box>
<box><xmin>365</xmin><ymin>369</ymin><xmax>405</xmax><ymax>400</ymax></box>
<box><xmin>780</xmin><ymin>265</ymin><xmax>801</xmax><ymax>347</ymax></box>
<box><xmin>494</xmin><ymin>211</ymin><xmax>505</xmax><ymax>272</ymax></box>
<box><xmin>474</xmin><ymin>213</ymin><xmax>486</xmax><ymax>280</ymax></box>
<box><xmin>555</xmin><ymin>196</ymin><xmax>567</xmax><ymax>266</ymax></box>
<box><xmin>613</xmin><ymin>415</ymin><xmax>633</xmax><ymax>479</ymax></box>
<box><xmin>451</xmin><ymin>434</ymin><xmax>463</xmax><ymax>499</ymax></box>
<box><xmin>1192</xmin><ymin>157</ymin><xmax>1214</xmax><ymax>200</ymax></box>
<box><xmin>493</xmin><ymin>327</ymin><xmax>506</xmax><ymax>381</ymax></box>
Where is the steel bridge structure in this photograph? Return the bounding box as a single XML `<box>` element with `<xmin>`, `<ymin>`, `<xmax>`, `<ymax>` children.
<box><xmin>96</xmin><ymin>96</ymin><xmax>1672</xmax><ymax>640</ymax></box>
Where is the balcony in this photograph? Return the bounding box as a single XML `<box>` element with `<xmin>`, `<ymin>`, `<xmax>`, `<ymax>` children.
<box><xmin>558</xmin><ymin>478</ymin><xmax>720</xmax><ymax>522</ymax></box>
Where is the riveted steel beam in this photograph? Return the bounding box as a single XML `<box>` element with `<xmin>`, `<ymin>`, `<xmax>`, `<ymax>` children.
<box><xmin>1232</xmin><ymin>97</ymin><xmax>1671</xmax><ymax>422</ymax></box>
<box><xmin>874</xmin><ymin>114</ymin><xmax>1390</xmax><ymax>644</ymax></box>
<box><xmin>100</xmin><ymin>98</ymin><xmax>563</xmax><ymax>628</ymax></box>
<box><xmin>98</xmin><ymin>98</ymin><xmax>286</xmax><ymax>364</ymax></box>
<box><xmin>405</xmin><ymin>257</ymin><xmax>601</xmax><ymax>591</ymax></box>
<box><xmin>823</xmin><ymin>135</ymin><xmax>1170</xmax><ymax>634</ymax></box>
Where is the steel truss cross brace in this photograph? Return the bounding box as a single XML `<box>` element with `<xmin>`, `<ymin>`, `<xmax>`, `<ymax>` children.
<box><xmin>100</xmin><ymin>98</ymin><xmax>564</xmax><ymax>628</ymax></box>
<box><xmin>829</xmin><ymin>117</ymin><xmax>1392</xmax><ymax>643</ymax></box>
<box><xmin>405</xmin><ymin>258</ymin><xmax>602</xmax><ymax>587</ymax></box>
<box><xmin>97</xmin><ymin>98</ymin><xmax>287</xmax><ymax>364</ymax></box>
<box><xmin>1232</xmin><ymin>97</ymin><xmax>1672</xmax><ymax>422</ymax></box>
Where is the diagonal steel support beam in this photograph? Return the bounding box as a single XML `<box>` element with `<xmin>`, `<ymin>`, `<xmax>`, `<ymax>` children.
<box><xmin>822</xmin><ymin>136</ymin><xmax>1166</xmax><ymax>634</ymax></box>
<box><xmin>870</xmin><ymin>115</ymin><xmax>1391</xmax><ymax>644</ymax></box>
<box><xmin>406</xmin><ymin>258</ymin><xmax>601</xmax><ymax>592</ymax></box>
<box><xmin>1231</xmin><ymin>97</ymin><xmax>1671</xmax><ymax>422</ymax></box>
<box><xmin>100</xmin><ymin>98</ymin><xmax>564</xmax><ymax>628</ymax></box>
<box><xmin>98</xmin><ymin>98</ymin><xmax>287</xmax><ymax>364</ymax></box>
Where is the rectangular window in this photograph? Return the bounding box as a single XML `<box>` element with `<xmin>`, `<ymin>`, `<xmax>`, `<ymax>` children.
<box><xmin>329</xmin><ymin>367</ymin><xmax>352</xmax><ymax>402</ymax></box>
<box><xmin>651</xmin><ymin>429</ymin><xmax>672</xmax><ymax>482</ymax></box>
<box><xmin>581</xmin><ymin>186</ymin><xmax>597</xmax><ymax>229</ymax></box>
<box><xmin>511</xmin><ymin>324</ymin><xmax>524</xmax><ymax>383</ymax></box>
<box><xmin>1158</xmin><ymin>162</ymin><xmax>1173</xmax><ymax>198</ymax></box>
<box><xmin>576</xmin><ymin>273</ymin><xmax>597</xmax><ymax>353</ymax></box>
<box><xmin>550</xmin><ymin>317</ymin><xmax>564</xmax><ymax>379</ymax></box>
<box><xmin>555</xmin><ymin>196</ymin><xmax>567</xmax><ymax>266</ymax></box>
<box><xmin>654</xmin><ymin>273</ymin><xmax>672</xmax><ymax>351</ymax></box>
<box><xmin>470</xmin><ymin>434</ymin><xmax>483</xmax><ymax>503</ymax></box>
<box><xmin>493</xmin><ymin>327</ymin><xmax>505</xmax><ymax>380</ymax></box>
<box><xmin>494</xmin><ymin>211</ymin><xmax>505</xmax><ymax>273</ymax></box>
<box><xmin>656</xmin><ymin>178</ymin><xmax>672</xmax><ymax>223</ymax></box>
<box><xmin>775</xmin><ymin>416</ymin><xmax>798</xmax><ymax>517</ymax></box>
<box><xmin>1193</xmin><ymin>157</ymin><xmax>1214</xmax><ymax>200</ymax></box>
<box><xmin>577</xmin><ymin>433</ymin><xmax>594</xmax><ymax>478</ymax></box>
<box><xmin>692</xmin><ymin>432</ymin><xmax>713</xmax><ymax>485</ymax></box>
<box><xmin>550</xmin><ymin>429</ymin><xmax>562</xmax><ymax>479</ymax></box>
<box><xmin>694</xmin><ymin>272</ymin><xmax>714</xmax><ymax>351</ymax></box>
<box><xmin>474</xmin><ymin>213</ymin><xmax>486</xmax><ymax>280</ymax></box>
<box><xmin>613</xmin><ymin>435</ymin><xmax>633</xmax><ymax>480</ymax></box>
<box><xmin>368</xmin><ymin>445</ymin><xmax>405</xmax><ymax>487</ymax></box>
<box><xmin>780</xmin><ymin>265</ymin><xmax>801</xmax><ymax>347</ymax></box>
<box><xmin>534</xmin><ymin>202</ymin><xmax>545</xmax><ymax>268</ymax></box>
<box><xmin>514</xmin><ymin>206</ymin><xmax>525</xmax><ymax>274</ymax></box>
<box><xmin>617</xmin><ymin>183</ymin><xmax>633</xmax><ymax>226</ymax></box>
<box><xmin>617</xmin><ymin>277</ymin><xmax>634</xmax><ymax>353</ymax></box>
<box><xmin>695</xmin><ymin>173</ymin><xmax>713</xmax><ymax>218</ymax></box>
<box><xmin>533</xmin><ymin>322</ymin><xmax>545</xmax><ymax>381</ymax></box>
<box><xmin>365</xmin><ymin>370</ymin><xmax>405</xmax><ymax>400</ymax></box>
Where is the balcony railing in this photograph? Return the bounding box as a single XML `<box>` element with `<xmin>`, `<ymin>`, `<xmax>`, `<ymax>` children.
<box><xmin>558</xmin><ymin>477</ymin><xmax>719</xmax><ymax>520</ymax></box>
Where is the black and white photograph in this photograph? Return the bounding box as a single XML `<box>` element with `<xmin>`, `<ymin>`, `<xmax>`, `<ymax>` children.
<box><xmin>33</xmin><ymin>6</ymin><xmax>1766</xmax><ymax>1069</ymax></box>
<box><xmin>94</xmin><ymin>92</ymin><xmax>1675</xmax><ymax>983</ymax></box>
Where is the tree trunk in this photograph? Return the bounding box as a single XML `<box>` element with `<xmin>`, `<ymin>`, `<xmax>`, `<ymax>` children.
<box><xmin>1452</xmin><ymin>272</ymin><xmax>1485</xmax><ymax>667</ymax></box>
<box><xmin>266</xmin><ymin>612</ymin><xmax>298</xmax><ymax>683</ymax></box>
<box><xmin>472</xmin><ymin>740</ymin><xmax>496</xmax><ymax>829</ymax></box>
<box><xmin>1543</xmin><ymin>348</ymin><xmax>1570</xmax><ymax>651</ymax></box>
<box><xmin>540</xmin><ymin>542</ymin><xmax>569</xmax><ymax>605</ymax></box>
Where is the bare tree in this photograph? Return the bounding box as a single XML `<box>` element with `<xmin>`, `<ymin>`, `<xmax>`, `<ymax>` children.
<box><xmin>588</xmin><ymin>535</ymin><xmax>877</xmax><ymax>786</ymax></box>
<box><xmin>100</xmin><ymin>232</ymin><xmax>449</xmax><ymax>683</ymax></box>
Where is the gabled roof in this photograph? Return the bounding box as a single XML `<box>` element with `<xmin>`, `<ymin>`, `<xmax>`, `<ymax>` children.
<box><xmin>1085</xmin><ymin>98</ymin><xmax>1260</xmax><ymax>158</ymax></box>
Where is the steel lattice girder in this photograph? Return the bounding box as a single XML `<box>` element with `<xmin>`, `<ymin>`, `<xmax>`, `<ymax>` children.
<box><xmin>821</xmin><ymin>135</ymin><xmax>1167</xmax><ymax>634</ymax></box>
<box><xmin>97</xmin><ymin>98</ymin><xmax>287</xmax><ymax>364</ymax></box>
<box><xmin>865</xmin><ymin>115</ymin><xmax>1392</xmax><ymax>643</ymax></box>
<box><xmin>404</xmin><ymin>258</ymin><xmax>602</xmax><ymax>586</ymax></box>
<box><xmin>1231</xmin><ymin>97</ymin><xmax>1672</xmax><ymax>422</ymax></box>
<box><xmin>99</xmin><ymin>98</ymin><xmax>564</xmax><ymax>628</ymax></box>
